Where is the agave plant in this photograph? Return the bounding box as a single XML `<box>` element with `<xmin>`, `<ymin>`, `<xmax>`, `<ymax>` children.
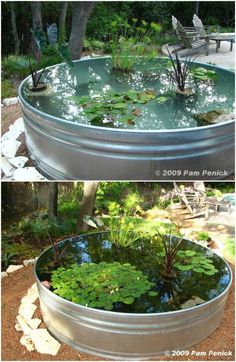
<box><xmin>29</xmin><ymin>23</ymin><xmax>73</xmax><ymax>90</ymax></box>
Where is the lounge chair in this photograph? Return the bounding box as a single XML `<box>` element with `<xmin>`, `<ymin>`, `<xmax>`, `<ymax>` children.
<box><xmin>193</xmin><ymin>14</ymin><xmax>235</xmax><ymax>53</ymax></box>
<box><xmin>176</xmin><ymin>21</ymin><xmax>206</xmax><ymax>54</ymax></box>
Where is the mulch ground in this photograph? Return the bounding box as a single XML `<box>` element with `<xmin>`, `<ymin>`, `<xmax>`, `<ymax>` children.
<box><xmin>1</xmin><ymin>264</ymin><xmax>234</xmax><ymax>361</ymax></box>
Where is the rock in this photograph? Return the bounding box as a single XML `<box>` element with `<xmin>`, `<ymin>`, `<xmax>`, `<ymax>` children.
<box><xmin>15</xmin><ymin>322</ymin><xmax>23</xmax><ymax>331</ymax></box>
<box><xmin>28</xmin><ymin>318</ymin><xmax>42</xmax><ymax>329</ymax></box>
<box><xmin>16</xmin><ymin>315</ymin><xmax>32</xmax><ymax>336</ymax></box>
<box><xmin>1</xmin><ymin>156</ymin><xmax>15</xmax><ymax>177</ymax></box>
<box><xmin>193</xmin><ymin>109</ymin><xmax>234</xmax><ymax>125</ymax></box>
<box><xmin>21</xmin><ymin>283</ymin><xmax>39</xmax><ymax>304</ymax></box>
<box><xmin>6</xmin><ymin>264</ymin><xmax>24</xmax><ymax>273</ymax></box>
<box><xmin>18</xmin><ymin>303</ymin><xmax>37</xmax><ymax>320</ymax></box>
<box><xmin>23</xmin><ymin>258</ymin><xmax>36</xmax><ymax>267</ymax></box>
<box><xmin>30</xmin><ymin>329</ymin><xmax>61</xmax><ymax>355</ymax></box>
<box><xmin>2</xmin><ymin>118</ymin><xmax>24</xmax><ymax>141</ymax></box>
<box><xmin>181</xmin><ymin>296</ymin><xmax>205</xmax><ymax>309</ymax></box>
<box><xmin>20</xmin><ymin>335</ymin><xmax>35</xmax><ymax>352</ymax></box>
<box><xmin>1</xmin><ymin>139</ymin><xmax>21</xmax><ymax>159</ymax></box>
<box><xmin>8</xmin><ymin>156</ymin><xmax>28</xmax><ymax>168</ymax></box>
<box><xmin>2</xmin><ymin>97</ymin><xmax>19</xmax><ymax>106</ymax></box>
<box><xmin>1</xmin><ymin>272</ymin><xmax>8</xmax><ymax>278</ymax></box>
<box><xmin>13</xmin><ymin>167</ymin><xmax>47</xmax><ymax>181</ymax></box>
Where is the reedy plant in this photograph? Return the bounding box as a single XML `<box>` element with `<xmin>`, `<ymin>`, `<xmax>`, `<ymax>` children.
<box><xmin>111</xmin><ymin>18</ymin><xmax>161</xmax><ymax>72</ymax></box>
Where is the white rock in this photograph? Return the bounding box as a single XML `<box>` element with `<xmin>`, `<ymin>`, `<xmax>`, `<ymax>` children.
<box><xmin>20</xmin><ymin>335</ymin><xmax>35</xmax><ymax>352</ymax></box>
<box><xmin>21</xmin><ymin>283</ymin><xmax>39</xmax><ymax>304</ymax></box>
<box><xmin>6</xmin><ymin>264</ymin><xmax>23</xmax><ymax>273</ymax></box>
<box><xmin>1</xmin><ymin>271</ymin><xmax>8</xmax><ymax>278</ymax></box>
<box><xmin>15</xmin><ymin>322</ymin><xmax>23</xmax><ymax>331</ymax></box>
<box><xmin>2</xmin><ymin>97</ymin><xmax>19</xmax><ymax>106</ymax></box>
<box><xmin>23</xmin><ymin>258</ymin><xmax>36</xmax><ymax>267</ymax></box>
<box><xmin>18</xmin><ymin>303</ymin><xmax>37</xmax><ymax>320</ymax></box>
<box><xmin>28</xmin><ymin>318</ymin><xmax>42</xmax><ymax>329</ymax></box>
<box><xmin>30</xmin><ymin>329</ymin><xmax>61</xmax><ymax>355</ymax></box>
<box><xmin>2</xmin><ymin>118</ymin><xmax>24</xmax><ymax>141</ymax></box>
<box><xmin>1</xmin><ymin>156</ymin><xmax>15</xmax><ymax>177</ymax></box>
<box><xmin>13</xmin><ymin>167</ymin><xmax>47</xmax><ymax>181</ymax></box>
<box><xmin>1</xmin><ymin>139</ymin><xmax>21</xmax><ymax>159</ymax></box>
<box><xmin>16</xmin><ymin>315</ymin><xmax>32</xmax><ymax>336</ymax></box>
<box><xmin>8</xmin><ymin>156</ymin><xmax>28</xmax><ymax>168</ymax></box>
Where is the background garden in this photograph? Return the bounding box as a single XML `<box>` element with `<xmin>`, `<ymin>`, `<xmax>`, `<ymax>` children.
<box><xmin>2</xmin><ymin>181</ymin><xmax>235</xmax><ymax>270</ymax></box>
<box><xmin>2</xmin><ymin>1</ymin><xmax>235</xmax><ymax>99</ymax></box>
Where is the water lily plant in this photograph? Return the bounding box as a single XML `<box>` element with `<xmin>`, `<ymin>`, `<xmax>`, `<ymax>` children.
<box><xmin>156</xmin><ymin>230</ymin><xmax>218</xmax><ymax>278</ymax></box>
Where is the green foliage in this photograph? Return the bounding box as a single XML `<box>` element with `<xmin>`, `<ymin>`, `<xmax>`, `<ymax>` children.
<box><xmin>18</xmin><ymin>213</ymin><xmax>77</xmax><ymax>241</ymax></box>
<box><xmin>206</xmin><ymin>183</ymin><xmax>235</xmax><ymax>196</ymax></box>
<box><xmin>110</xmin><ymin>18</ymin><xmax>160</xmax><ymax>72</ymax></box>
<box><xmin>156</xmin><ymin>232</ymin><xmax>218</xmax><ymax>277</ymax></box>
<box><xmin>1</xmin><ymin>251</ymin><xmax>19</xmax><ymax>269</ymax></box>
<box><xmin>191</xmin><ymin>67</ymin><xmax>217</xmax><ymax>81</ymax></box>
<box><xmin>95</xmin><ymin>182</ymin><xmax>136</xmax><ymax>212</ymax></box>
<box><xmin>69</xmin><ymin>89</ymin><xmax>156</xmax><ymax>127</ymax></box>
<box><xmin>1</xmin><ymin>80</ymin><xmax>17</xmax><ymax>99</ymax></box>
<box><xmin>2</xmin><ymin>55</ymin><xmax>35</xmax><ymax>78</ymax></box>
<box><xmin>51</xmin><ymin>262</ymin><xmax>157</xmax><ymax>310</ymax></box>
<box><xmin>196</xmin><ymin>231</ymin><xmax>210</xmax><ymax>241</ymax></box>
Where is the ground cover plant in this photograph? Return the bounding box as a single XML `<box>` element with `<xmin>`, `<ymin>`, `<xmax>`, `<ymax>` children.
<box><xmin>51</xmin><ymin>262</ymin><xmax>158</xmax><ymax>310</ymax></box>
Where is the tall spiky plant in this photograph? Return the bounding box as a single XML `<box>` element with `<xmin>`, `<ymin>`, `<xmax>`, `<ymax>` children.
<box><xmin>166</xmin><ymin>47</ymin><xmax>196</xmax><ymax>92</ymax></box>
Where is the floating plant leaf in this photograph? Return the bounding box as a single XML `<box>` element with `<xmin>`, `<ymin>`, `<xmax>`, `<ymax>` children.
<box><xmin>67</xmin><ymin>89</ymin><xmax>156</xmax><ymax>127</ymax></box>
<box><xmin>51</xmin><ymin>262</ymin><xmax>157</xmax><ymax>311</ymax></box>
<box><xmin>191</xmin><ymin>67</ymin><xmax>218</xmax><ymax>81</ymax></box>
<box><xmin>156</xmin><ymin>96</ymin><xmax>169</xmax><ymax>104</ymax></box>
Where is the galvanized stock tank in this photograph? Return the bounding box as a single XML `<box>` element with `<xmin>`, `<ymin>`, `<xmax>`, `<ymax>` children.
<box><xmin>35</xmin><ymin>234</ymin><xmax>232</xmax><ymax>360</ymax></box>
<box><xmin>19</xmin><ymin>57</ymin><xmax>235</xmax><ymax>180</ymax></box>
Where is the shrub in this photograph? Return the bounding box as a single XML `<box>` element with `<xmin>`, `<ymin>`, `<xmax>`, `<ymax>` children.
<box><xmin>1</xmin><ymin>80</ymin><xmax>17</xmax><ymax>99</ymax></box>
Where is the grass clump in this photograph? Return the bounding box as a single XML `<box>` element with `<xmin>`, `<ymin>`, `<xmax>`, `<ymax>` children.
<box><xmin>1</xmin><ymin>79</ymin><xmax>17</xmax><ymax>100</ymax></box>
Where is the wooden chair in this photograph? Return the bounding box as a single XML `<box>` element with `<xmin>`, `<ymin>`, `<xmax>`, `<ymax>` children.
<box><xmin>176</xmin><ymin>21</ymin><xmax>206</xmax><ymax>53</ymax></box>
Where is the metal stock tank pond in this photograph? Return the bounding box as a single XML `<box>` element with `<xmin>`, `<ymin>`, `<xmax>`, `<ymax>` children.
<box><xmin>19</xmin><ymin>56</ymin><xmax>235</xmax><ymax>180</ymax></box>
<box><xmin>35</xmin><ymin>232</ymin><xmax>232</xmax><ymax>360</ymax></box>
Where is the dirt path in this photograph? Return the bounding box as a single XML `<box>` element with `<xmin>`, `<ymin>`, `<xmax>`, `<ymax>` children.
<box><xmin>1</xmin><ymin>265</ymin><xmax>234</xmax><ymax>361</ymax></box>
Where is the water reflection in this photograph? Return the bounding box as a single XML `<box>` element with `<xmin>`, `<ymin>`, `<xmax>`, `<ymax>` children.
<box><xmin>36</xmin><ymin>233</ymin><xmax>231</xmax><ymax>313</ymax></box>
<box><xmin>22</xmin><ymin>58</ymin><xmax>235</xmax><ymax>130</ymax></box>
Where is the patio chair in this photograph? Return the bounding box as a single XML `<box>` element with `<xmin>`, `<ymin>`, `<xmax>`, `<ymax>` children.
<box><xmin>176</xmin><ymin>21</ymin><xmax>206</xmax><ymax>54</ymax></box>
<box><xmin>193</xmin><ymin>14</ymin><xmax>235</xmax><ymax>53</ymax></box>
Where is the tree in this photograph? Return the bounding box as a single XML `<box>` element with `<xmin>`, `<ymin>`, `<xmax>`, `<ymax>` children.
<box><xmin>48</xmin><ymin>183</ymin><xmax>58</xmax><ymax>221</ymax></box>
<box><xmin>194</xmin><ymin>1</ymin><xmax>199</xmax><ymax>16</ymax></box>
<box><xmin>59</xmin><ymin>1</ymin><xmax>68</xmax><ymax>42</ymax></box>
<box><xmin>9</xmin><ymin>2</ymin><xmax>20</xmax><ymax>54</ymax></box>
<box><xmin>31</xmin><ymin>1</ymin><xmax>42</xmax><ymax>29</ymax></box>
<box><xmin>78</xmin><ymin>181</ymin><xmax>99</xmax><ymax>231</ymax></box>
<box><xmin>69</xmin><ymin>1</ymin><xmax>96</xmax><ymax>59</ymax></box>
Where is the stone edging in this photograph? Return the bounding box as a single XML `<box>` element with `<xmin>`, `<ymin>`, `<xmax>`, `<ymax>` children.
<box><xmin>2</xmin><ymin>260</ymin><xmax>61</xmax><ymax>356</ymax></box>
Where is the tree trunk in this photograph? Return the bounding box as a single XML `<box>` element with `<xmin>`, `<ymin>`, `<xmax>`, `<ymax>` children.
<box><xmin>10</xmin><ymin>2</ymin><xmax>20</xmax><ymax>54</ymax></box>
<box><xmin>78</xmin><ymin>181</ymin><xmax>99</xmax><ymax>231</ymax></box>
<box><xmin>69</xmin><ymin>1</ymin><xmax>96</xmax><ymax>60</ymax></box>
<box><xmin>48</xmin><ymin>183</ymin><xmax>58</xmax><ymax>221</ymax></box>
<box><xmin>31</xmin><ymin>1</ymin><xmax>42</xmax><ymax>29</ymax></box>
<box><xmin>59</xmin><ymin>1</ymin><xmax>68</xmax><ymax>43</ymax></box>
<box><xmin>194</xmin><ymin>1</ymin><xmax>199</xmax><ymax>16</ymax></box>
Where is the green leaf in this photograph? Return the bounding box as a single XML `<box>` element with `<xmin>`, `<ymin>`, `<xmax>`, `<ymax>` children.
<box><xmin>47</xmin><ymin>23</ymin><xmax>58</xmax><ymax>47</ymax></box>
<box><xmin>57</xmin><ymin>43</ymin><xmax>74</xmax><ymax>67</ymax></box>
<box><xmin>30</xmin><ymin>27</ymin><xmax>47</xmax><ymax>53</ymax></box>
<box><xmin>148</xmin><ymin>291</ymin><xmax>158</xmax><ymax>296</ymax></box>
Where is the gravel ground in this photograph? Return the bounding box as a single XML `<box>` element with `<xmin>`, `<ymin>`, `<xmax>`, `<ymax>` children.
<box><xmin>1</xmin><ymin>264</ymin><xmax>234</xmax><ymax>361</ymax></box>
